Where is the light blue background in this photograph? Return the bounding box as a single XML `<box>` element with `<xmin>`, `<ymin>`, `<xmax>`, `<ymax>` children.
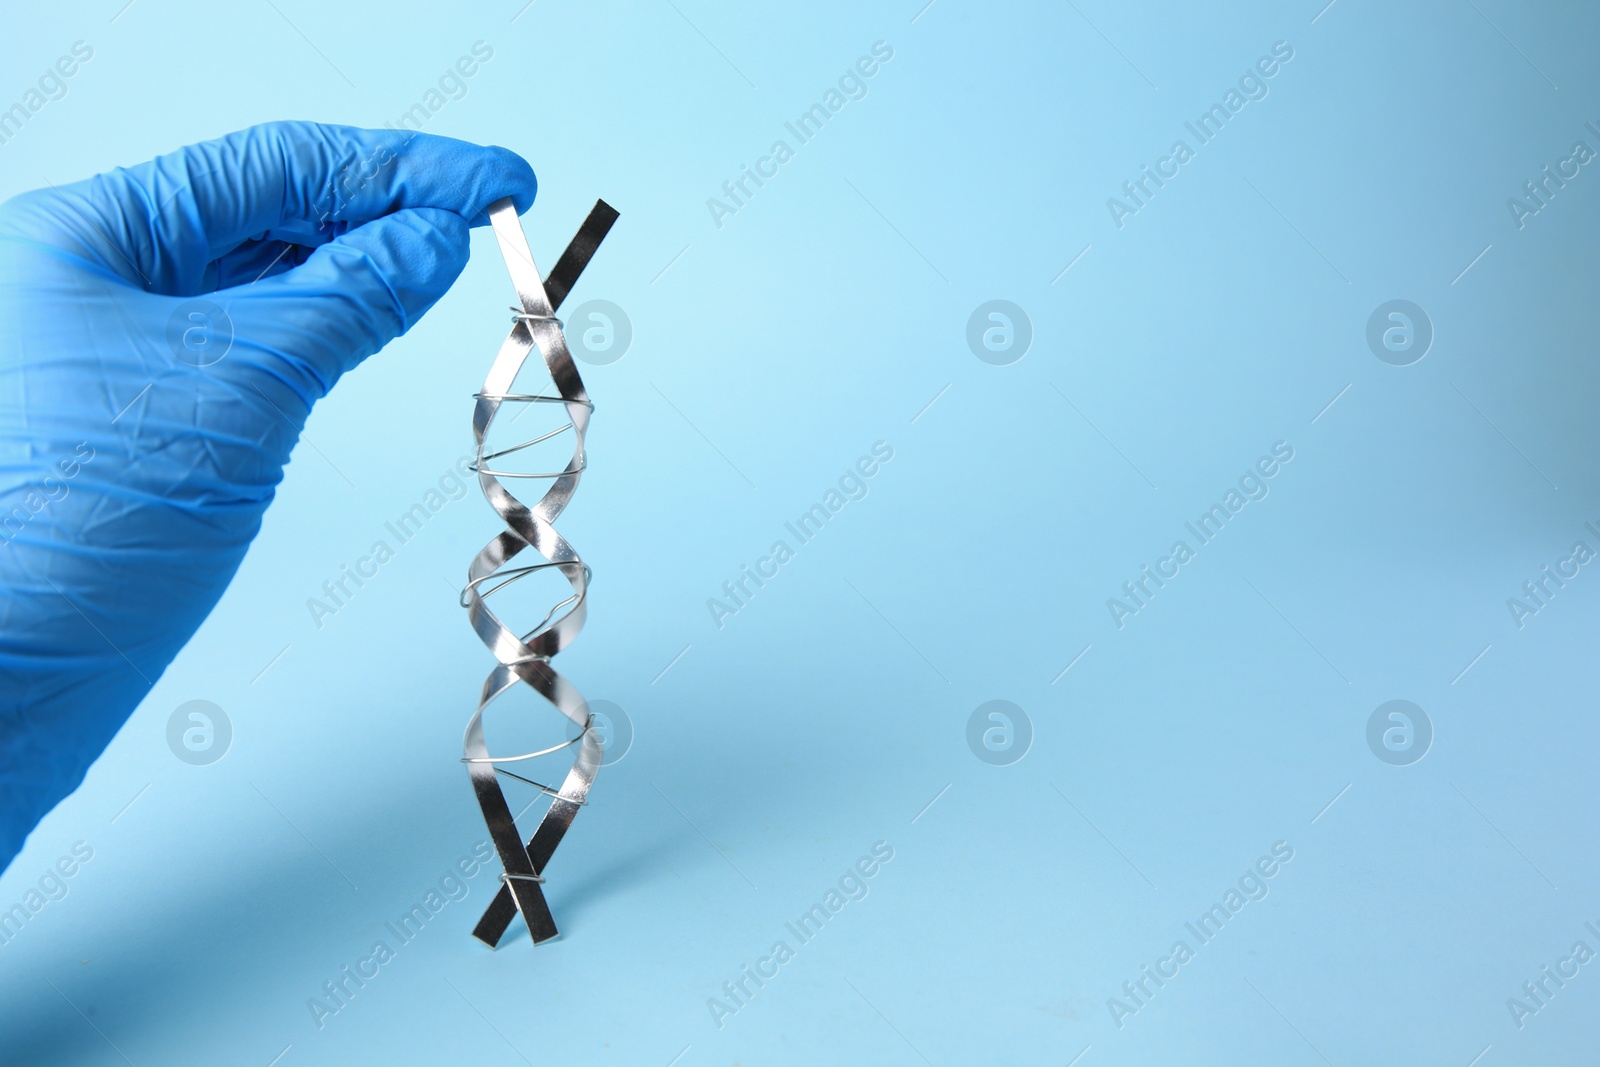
<box><xmin>3</xmin><ymin>1</ymin><xmax>1599</xmax><ymax>1064</ymax></box>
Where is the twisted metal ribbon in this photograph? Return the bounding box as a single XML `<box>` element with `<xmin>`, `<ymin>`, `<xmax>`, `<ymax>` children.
<box><xmin>463</xmin><ymin>196</ymin><xmax>618</xmax><ymax>948</ymax></box>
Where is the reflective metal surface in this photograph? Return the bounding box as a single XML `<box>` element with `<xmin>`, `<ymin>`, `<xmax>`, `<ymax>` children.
<box><xmin>461</xmin><ymin>197</ymin><xmax>618</xmax><ymax>948</ymax></box>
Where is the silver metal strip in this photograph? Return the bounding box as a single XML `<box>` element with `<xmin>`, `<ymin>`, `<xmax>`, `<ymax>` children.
<box><xmin>462</xmin><ymin>197</ymin><xmax>616</xmax><ymax>948</ymax></box>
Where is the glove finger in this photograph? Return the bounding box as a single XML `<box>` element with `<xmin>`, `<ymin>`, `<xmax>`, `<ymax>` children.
<box><xmin>0</xmin><ymin>123</ymin><xmax>534</xmax><ymax>294</ymax></box>
<box><xmin>228</xmin><ymin>206</ymin><xmax>471</xmax><ymax>398</ymax></box>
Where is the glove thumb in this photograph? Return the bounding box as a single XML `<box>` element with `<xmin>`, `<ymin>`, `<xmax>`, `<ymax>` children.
<box><xmin>231</xmin><ymin>205</ymin><xmax>472</xmax><ymax>401</ymax></box>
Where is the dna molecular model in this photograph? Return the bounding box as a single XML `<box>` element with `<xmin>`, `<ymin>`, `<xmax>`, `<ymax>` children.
<box><xmin>460</xmin><ymin>195</ymin><xmax>618</xmax><ymax>948</ymax></box>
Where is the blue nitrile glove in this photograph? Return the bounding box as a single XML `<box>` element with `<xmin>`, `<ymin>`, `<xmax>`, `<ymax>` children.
<box><xmin>0</xmin><ymin>122</ymin><xmax>536</xmax><ymax>871</ymax></box>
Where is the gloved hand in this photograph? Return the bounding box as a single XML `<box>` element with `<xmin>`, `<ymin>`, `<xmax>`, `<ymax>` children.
<box><xmin>0</xmin><ymin>122</ymin><xmax>536</xmax><ymax>871</ymax></box>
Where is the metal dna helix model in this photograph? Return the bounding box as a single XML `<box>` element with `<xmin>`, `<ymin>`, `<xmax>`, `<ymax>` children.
<box><xmin>461</xmin><ymin>195</ymin><xmax>617</xmax><ymax>948</ymax></box>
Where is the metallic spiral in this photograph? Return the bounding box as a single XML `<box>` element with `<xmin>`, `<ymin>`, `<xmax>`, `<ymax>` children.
<box><xmin>462</xmin><ymin>196</ymin><xmax>617</xmax><ymax>948</ymax></box>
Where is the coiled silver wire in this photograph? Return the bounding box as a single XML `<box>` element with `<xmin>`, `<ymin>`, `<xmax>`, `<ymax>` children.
<box><xmin>462</xmin><ymin>196</ymin><xmax>617</xmax><ymax>948</ymax></box>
